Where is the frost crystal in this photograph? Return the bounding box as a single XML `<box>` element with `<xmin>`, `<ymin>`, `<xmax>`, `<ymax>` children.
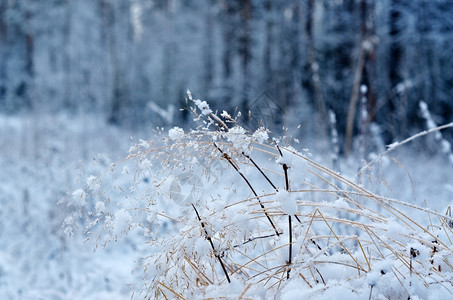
<box><xmin>252</xmin><ymin>127</ymin><xmax>269</xmax><ymax>143</ymax></box>
<box><xmin>122</xmin><ymin>165</ymin><xmax>129</xmax><ymax>175</ymax></box>
<box><xmin>72</xmin><ymin>189</ymin><xmax>87</xmax><ymax>206</ymax></box>
<box><xmin>227</xmin><ymin>126</ymin><xmax>250</xmax><ymax>151</ymax></box>
<box><xmin>387</xmin><ymin>142</ymin><xmax>399</xmax><ymax>150</ymax></box>
<box><xmin>227</xmin><ymin>126</ymin><xmax>246</xmax><ymax>143</ymax></box>
<box><xmin>62</xmin><ymin>216</ymin><xmax>75</xmax><ymax>236</ymax></box>
<box><xmin>95</xmin><ymin>201</ymin><xmax>106</xmax><ymax>214</ymax></box>
<box><xmin>168</xmin><ymin>126</ymin><xmax>184</xmax><ymax>140</ymax></box>
<box><xmin>72</xmin><ymin>189</ymin><xmax>86</xmax><ymax>200</ymax></box>
<box><xmin>194</xmin><ymin>99</ymin><xmax>212</xmax><ymax>115</ymax></box>
<box><xmin>138</xmin><ymin>139</ymin><xmax>150</xmax><ymax>149</ymax></box>
<box><xmin>220</xmin><ymin>110</ymin><xmax>231</xmax><ymax>119</ymax></box>
<box><xmin>86</xmin><ymin>176</ymin><xmax>100</xmax><ymax>191</ymax></box>
<box><xmin>186</xmin><ymin>89</ymin><xmax>193</xmax><ymax>101</ymax></box>
<box><xmin>112</xmin><ymin>209</ymin><xmax>133</xmax><ymax>237</ymax></box>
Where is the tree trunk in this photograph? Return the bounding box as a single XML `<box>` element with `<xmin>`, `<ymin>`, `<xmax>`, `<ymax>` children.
<box><xmin>388</xmin><ymin>0</ymin><xmax>405</xmax><ymax>138</ymax></box>
<box><xmin>263</xmin><ymin>0</ymin><xmax>274</xmax><ymax>93</ymax></box>
<box><xmin>203</xmin><ymin>0</ymin><xmax>214</xmax><ymax>93</ymax></box>
<box><xmin>102</xmin><ymin>0</ymin><xmax>127</xmax><ymax>125</ymax></box>
<box><xmin>345</xmin><ymin>0</ymin><xmax>375</xmax><ymax>155</ymax></box>
<box><xmin>220</xmin><ymin>1</ymin><xmax>237</xmax><ymax>107</ymax></box>
<box><xmin>5</xmin><ymin>0</ymin><xmax>34</xmax><ymax>112</ymax></box>
<box><xmin>305</xmin><ymin>0</ymin><xmax>327</xmax><ymax>135</ymax></box>
<box><xmin>239</xmin><ymin>0</ymin><xmax>252</xmax><ymax>114</ymax></box>
<box><xmin>63</xmin><ymin>0</ymin><xmax>73</xmax><ymax>111</ymax></box>
<box><xmin>0</xmin><ymin>1</ymin><xmax>7</xmax><ymax>103</ymax></box>
<box><xmin>222</xmin><ymin>2</ymin><xmax>235</xmax><ymax>83</ymax></box>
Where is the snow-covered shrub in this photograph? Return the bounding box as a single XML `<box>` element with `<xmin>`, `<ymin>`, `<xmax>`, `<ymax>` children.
<box><xmin>66</xmin><ymin>92</ymin><xmax>453</xmax><ymax>299</ymax></box>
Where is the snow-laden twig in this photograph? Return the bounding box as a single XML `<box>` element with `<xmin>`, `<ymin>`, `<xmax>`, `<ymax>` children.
<box><xmin>214</xmin><ymin>142</ymin><xmax>280</xmax><ymax>236</ymax></box>
<box><xmin>358</xmin><ymin>122</ymin><xmax>453</xmax><ymax>175</ymax></box>
<box><xmin>191</xmin><ymin>203</ymin><xmax>231</xmax><ymax>283</ymax></box>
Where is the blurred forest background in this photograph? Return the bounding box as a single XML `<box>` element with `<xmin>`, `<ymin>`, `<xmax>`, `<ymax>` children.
<box><xmin>1</xmin><ymin>0</ymin><xmax>453</xmax><ymax>148</ymax></box>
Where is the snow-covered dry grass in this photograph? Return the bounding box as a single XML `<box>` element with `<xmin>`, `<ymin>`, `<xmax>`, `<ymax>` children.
<box><xmin>62</xmin><ymin>94</ymin><xmax>453</xmax><ymax>299</ymax></box>
<box><xmin>1</xmin><ymin>96</ymin><xmax>452</xmax><ymax>299</ymax></box>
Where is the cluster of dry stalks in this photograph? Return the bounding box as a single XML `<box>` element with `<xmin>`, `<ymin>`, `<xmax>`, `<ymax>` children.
<box><xmin>72</xmin><ymin>95</ymin><xmax>453</xmax><ymax>299</ymax></box>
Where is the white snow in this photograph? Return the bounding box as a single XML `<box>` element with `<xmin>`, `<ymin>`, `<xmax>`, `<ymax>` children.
<box><xmin>277</xmin><ymin>154</ymin><xmax>293</xmax><ymax>168</ymax></box>
<box><xmin>360</xmin><ymin>84</ymin><xmax>368</xmax><ymax>94</ymax></box>
<box><xmin>86</xmin><ymin>175</ymin><xmax>100</xmax><ymax>191</ymax></box>
<box><xmin>112</xmin><ymin>209</ymin><xmax>133</xmax><ymax>237</ymax></box>
<box><xmin>276</xmin><ymin>190</ymin><xmax>298</xmax><ymax>215</ymax></box>
<box><xmin>72</xmin><ymin>188</ymin><xmax>86</xmax><ymax>200</ymax></box>
<box><xmin>168</xmin><ymin>126</ymin><xmax>184</xmax><ymax>140</ymax></box>
<box><xmin>193</xmin><ymin>99</ymin><xmax>212</xmax><ymax>115</ymax></box>
<box><xmin>220</xmin><ymin>110</ymin><xmax>232</xmax><ymax>119</ymax></box>
<box><xmin>227</xmin><ymin>126</ymin><xmax>246</xmax><ymax>142</ymax></box>
<box><xmin>226</xmin><ymin>126</ymin><xmax>250</xmax><ymax>150</ymax></box>
<box><xmin>387</xmin><ymin>141</ymin><xmax>399</xmax><ymax>150</ymax></box>
<box><xmin>95</xmin><ymin>201</ymin><xmax>107</xmax><ymax>214</ymax></box>
<box><xmin>252</xmin><ymin>127</ymin><xmax>269</xmax><ymax>143</ymax></box>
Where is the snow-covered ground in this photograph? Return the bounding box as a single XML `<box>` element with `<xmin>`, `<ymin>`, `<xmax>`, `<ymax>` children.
<box><xmin>1</xmin><ymin>110</ymin><xmax>453</xmax><ymax>299</ymax></box>
<box><xmin>0</xmin><ymin>113</ymin><xmax>142</xmax><ymax>299</ymax></box>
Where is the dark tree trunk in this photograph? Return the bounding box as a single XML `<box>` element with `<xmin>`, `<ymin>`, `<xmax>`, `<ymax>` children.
<box><xmin>5</xmin><ymin>0</ymin><xmax>34</xmax><ymax>112</ymax></box>
<box><xmin>102</xmin><ymin>0</ymin><xmax>128</xmax><ymax>125</ymax></box>
<box><xmin>263</xmin><ymin>0</ymin><xmax>274</xmax><ymax>93</ymax></box>
<box><xmin>221</xmin><ymin>1</ymin><xmax>237</xmax><ymax>106</ymax></box>
<box><xmin>0</xmin><ymin>1</ymin><xmax>7</xmax><ymax>103</ymax></box>
<box><xmin>305</xmin><ymin>0</ymin><xmax>327</xmax><ymax>132</ymax></box>
<box><xmin>222</xmin><ymin>2</ymin><xmax>236</xmax><ymax>82</ymax></box>
<box><xmin>203</xmin><ymin>0</ymin><xmax>214</xmax><ymax>93</ymax></box>
<box><xmin>238</xmin><ymin>0</ymin><xmax>252</xmax><ymax>114</ymax></box>
<box><xmin>345</xmin><ymin>0</ymin><xmax>376</xmax><ymax>155</ymax></box>
<box><xmin>389</xmin><ymin>1</ymin><xmax>402</xmax><ymax>90</ymax></box>
<box><xmin>288</xmin><ymin>1</ymin><xmax>301</xmax><ymax>110</ymax></box>
<box><xmin>63</xmin><ymin>1</ymin><xmax>73</xmax><ymax>111</ymax></box>
<box><xmin>387</xmin><ymin>0</ymin><xmax>405</xmax><ymax>139</ymax></box>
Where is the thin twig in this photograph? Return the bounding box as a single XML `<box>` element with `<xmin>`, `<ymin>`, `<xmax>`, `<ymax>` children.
<box><xmin>282</xmin><ymin>164</ymin><xmax>290</xmax><ymax>191</ymax></box>
<box><xmin>313</xmin><ymin>208</ymin><xmax>367</xmax><ymax>273</ymax></box>
<box><xmin>287</xmin><ymin>215</ymin><xmax>292</xmax><ymax>279</ymax></box>
<box><xmin>278</xmin><ymin>145</ymin><xmax>294</xmax><ymax>280</ymax></box>
<box><xmin>277</xmin><ymin>146</ymin><xmax>302</xmax><ymax>224</ymax></box>
<box><xmin>219</xmin><ymin>233</ymin><xmax>280</xmax><ymax>257</ymax></box>
<box><xmin>209</xmin><ymin>112</ymin><xmax>230</xmax><ymax>131</ymax></box>
<box><xmin>238</xmin><ymin>283</ymin><xmax>252</xmax><ymax>300</ymax></box>
<box><xmin>214</xmin><ymin>142</ymin><xmax>280</xmax><ymax>236</ymax></box>
<box><xmin>346</xmin><ymin>43</ymin><xmax>367</xmax><ymax>156</ymax></box>
<box><xmin>191</xmin><ymin>203</ymin><xmax>231</xmax><ymax>283</ymax></box>
<box><xmin>158</xmin><ymin>282</ymin><xmax>186</xmax><ymax>300</ymax></box>
<box><xmin>242</xmin><ymin>151</ymin><xmax>278</xmax><ymax>190</ymax></box>
<box><xmin>315</xmin><ymin>267</ymin><xmax>326</xmax><ymax>285</ymax></box>
<box><xmin>359</xmin><ymin>122</ymin><xmax>453</xmax><ymax>175</ymax></box>
<box><xmin>368</xmin><ymin>285</ymin><xmax>374</xmax><ymax>300</ymax></box>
